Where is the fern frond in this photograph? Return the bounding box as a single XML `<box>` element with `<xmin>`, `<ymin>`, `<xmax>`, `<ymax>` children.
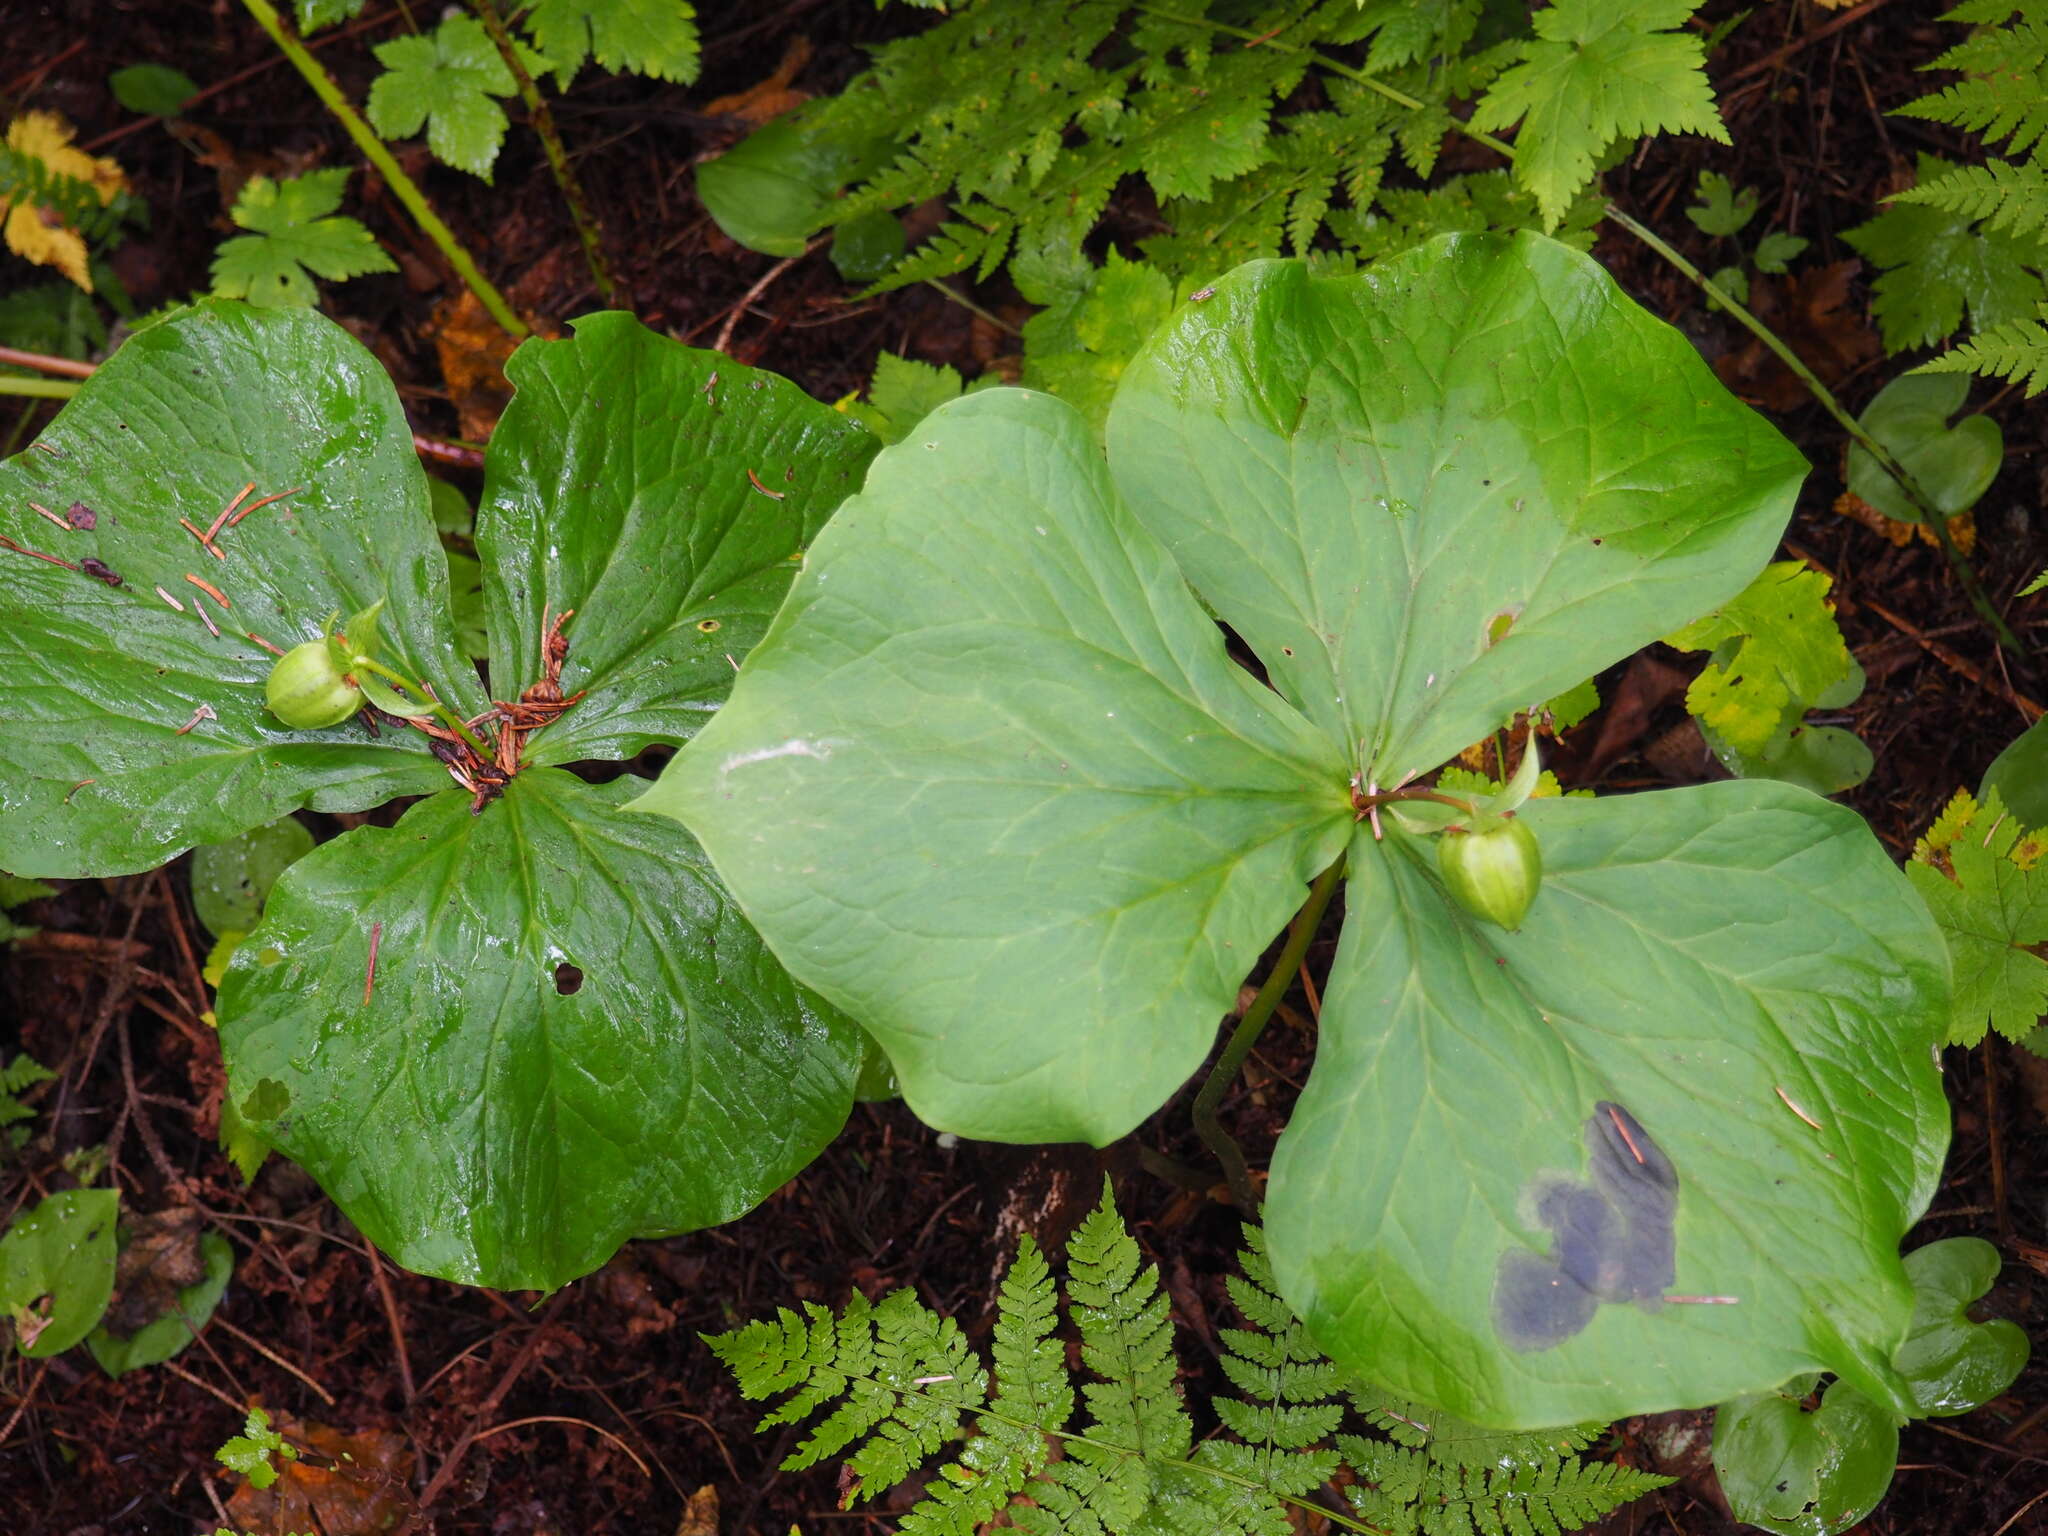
<box><xmin>1422</xmin><ymin>1458</ymin><xmax>1674</xmax><ymax>1536</ymax></box>
<box><xmin>1899</xmin><ymin>8</ymin><xmax>2048</xmax><ymax>164</ymax></box>
<box><xmin>712</xmin><ymin>1186</ymin><xmax>1669</xmax><ymax>1536</ymax></box>
<box><xmin>704</xmin><ymin>1288</ymin><xmax>988</xmax><ymax>1503</ymax></box>
<box><xmin>1343</xmin><ymin>1384</ymin><xmax>1667</xmax><ymax>1535</ymax></box>
<box><xmin>1066</xmin><ymin>1181</ymin><xmax>1192</xmax><ymax>1466</ymax></box>
<box><xmin>1894</xmin><ymin>158</ymin><xmax>2048</xmax><ymax>237</ymax></box>
<box><xmin>898</xmin><ymin>1236</ymin><xmax>1073</xmax><ymax>1536</ymax></box>
<box><xmin>1918</xmin><ymin>303</ymin><xmax>2048</xmax><ymax>396</ymax></box>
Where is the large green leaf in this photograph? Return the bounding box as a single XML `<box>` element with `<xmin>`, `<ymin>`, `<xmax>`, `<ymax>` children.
<box><xmin>1</xmin><ymin>1189</ymin><xmax>119</xmax><ymax>1357</ymax></box>
<box><xmin>635</xmin><ymin>388</ymin><xmax>1352</xmax><ymax>1143</ymax></box>
<box><xmin>0</xmin><ymin>302</ymin><xmax>477</xmax><ymax>877</ymax></box>
<box><xmin>647</xmin><ymin>233</ymin><xmax>1952</xmax><ymax>1426</ymax></box>
<box><xmin>478</xmin><ymin>313</ymin><xmax>876</xmax><ymax>766</ymax></box>
<box><xmin>1104</xmin><ymin>236</ymin><xmax>1804</xmax><ymax>783</ymax></box>
<box><xmin>221</xmin><ymin>770</ymin><xmax>862</xmax><ymax>1288</ymax></box>
<box><xmin>1265</xmin><ymin>789</ymin><xmax>1948</xmax><ymax>1425</ymax></box>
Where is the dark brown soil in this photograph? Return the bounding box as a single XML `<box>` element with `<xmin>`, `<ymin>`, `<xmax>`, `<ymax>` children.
<box><xmin>2</xmin><ymin>3</ymin><xmax>2045</xmax><ymax>1533</ymax></box>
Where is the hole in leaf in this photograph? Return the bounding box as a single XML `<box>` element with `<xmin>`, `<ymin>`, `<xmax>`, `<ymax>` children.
<box><xmin>554</xmin><ymin>962</ymin><xmax>584</xmax><ymax>995</ymax></box>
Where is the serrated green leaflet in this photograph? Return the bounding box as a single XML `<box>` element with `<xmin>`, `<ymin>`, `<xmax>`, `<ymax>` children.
<box><xmin>646</xmin><ymin>233</ymin><xmax>1952</xmax><ymax>1426</ymax></box>
<box><xmin>221</xmin><ymin>772</ymin><xmax>861</xmax><ymax>1289</ymax></box>
<box><xmin>0</xmin><ymin>302</ymin><xmax>475</xmax><ymax>877</ymax></box>
<box><xmin>209</xmin><ymin>169</ymin><xmax>395</xmax><ymax>307</ymax></box>
<box><xmin>523</xmin><ymin>0</ymin><xmax>700</xmax><ymax>87</ymax></box>
<box><xmin>366</xmin><ymin>16</ymin><xmax>524</xmax><ymax>181</ymax></box>
<box><xmin>2</xmin><ymin>301</ymin><xmax>878</xmax><ymax>1288</ymax></box>
<box><xmin>478</xmin><ymin>313</ymin><xmax>876</xmax><ymax>766</ymax></box>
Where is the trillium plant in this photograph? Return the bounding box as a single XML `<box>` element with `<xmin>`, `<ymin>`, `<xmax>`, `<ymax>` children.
<box><xmin>0</xmin><ymin>302</ymin><xmax>878</xmax><ymax>1288</ymax></box>
<box><xmin>0</xmin><ymin>233</ymin><xmax>1953</xmax><ymax>1434</ymax></box>
<box><xmin>634</xmin><ymin>234</ymin><xmax>1952</xmax><ymax>1428</ymax></box>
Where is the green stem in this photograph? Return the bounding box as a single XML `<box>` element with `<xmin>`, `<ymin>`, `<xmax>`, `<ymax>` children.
<box><xmin>1192</xmin><ymin>854</ymin><xmax>1346</xmax><ymax>1215</ymax></box>
<box><xmin>237</xmin><ymin>0</ymin><xmax>530</xmax><ymax>340</ymax></box>
<box><xmin>0</xmin><ymin>377</ymin><xmax>82</xmax><ymax>399</ymax></box>
<box><xmin>467</xmin><ymin>0</ymin><xmax>615</xmax><ymax>303</ymax></box>
<box><xmin>1130</xmin><ymin>3</ymin><xmax>2021</xmax><ymax>653</ymax></box>
<box><xmin>350</xmin><ymin>655</ymin><xmax>494</xmax><ymax>758</ymax></box>
<box><xmin>921</xmin><ymin>277</ymin><xmax>1023</xmax><ymax>337</ymax></box>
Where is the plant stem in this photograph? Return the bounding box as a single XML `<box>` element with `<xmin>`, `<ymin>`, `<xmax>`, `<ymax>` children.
<box><xmin>350</xmin><ymin>654</ymin><xmax>493</xmax><ymax>758</ymax></box>
<box><xmin>1130</xmin><ymin>3</ymin><xmax>2021</xmax><ymax>652</ymax></box>
<box><xmin>467</xmin><ymin>0</ymin><xmax>615</xmax><ymax>304</ymax></box>
<box><xmin>0</xmin><ymin>377</ymin><xmax>82</xmax><ymax>399</ymax></box>
<box><xmin>1192</xmin><ymin>854</ymin><xmax>1346</xmax><ymax>1214</ymax></box>
<box><xmin>0</xmin><ymin>346</ymin><xmax>95</xmax><ymax>379</ymax></box>
<box><xmin>922</xmin><ymin>278</ymin><xmax>1022</xmax><ymax>337</ymax></box>
<box><xmin>237</xmin><ymin>0</ymin><xmax>530</xmax><ymax>340</ymax></box>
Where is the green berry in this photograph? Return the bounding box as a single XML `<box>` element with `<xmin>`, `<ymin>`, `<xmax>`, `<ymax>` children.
<box><xmin>265</xmin><ymin>637</ymin><xmax>362</xmax><ymax>729</ymax></box>
<box><xmin>1438</xmin><ymin>814</ymin><xmax>1542</xmax><ymax>932</ymax></box>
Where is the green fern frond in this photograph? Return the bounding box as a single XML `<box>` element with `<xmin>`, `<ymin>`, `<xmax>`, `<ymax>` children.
<box><xmin>705</xmin><ymin>1289</ymin><xmax>988</xmax><ymax>1503</ymax></box>
<box><xmin>1894</xmin><ymin>158</ymin><xmax>2048</xmax><ymax>237</ymax></box>
<box><xmin>1407</xmin><ymin>1458</ymin><xmax>1674</xmax><ymax>1536</ymax></box>
<box><xmin>1899</xmin><ymin>5</ymin><xmax>2048</xmax><ymax>165</ymax></box>
<box><xmin>1343</xmin><ymin>1383</ymin><xmax>1659</xmax><ymax>1535</ymax></box>
<box><xmin>702</xmin><ymin>0</ymin><xmax>1701</xmax><ymax>294</ymax></box>
<box><xmin>1918</xmin><ymin>303</ymin><xmax>2048</xmax><ymax>396</ymax></box>
<box><xmin>711</xmin><ymin>1185</ymin><xmax>1670</xmax><ymax>1536</ymax></box>
<box><xmin>898</xmin><ymin>1236</ymin><xmax>1072</xmax><ymax>1536</ymax></box>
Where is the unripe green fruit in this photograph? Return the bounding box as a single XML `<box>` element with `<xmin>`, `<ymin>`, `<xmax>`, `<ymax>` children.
<box><xmin>265</xmin><ymin>638</ymin><xmax>363</xmax><ymax>729</ymax></box>
<box><xmin>1438</xmin><ymin>814</ymin><xmax>1542</xmax><ymax>932</ymax></box>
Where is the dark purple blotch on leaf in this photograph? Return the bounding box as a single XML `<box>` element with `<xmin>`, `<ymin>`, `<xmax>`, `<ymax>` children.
<box><xmin>1492</xmin><ymin>1101</ymin><xmax>1678</xmax><ymax>1352</ymax></box>
<box><xmin>66</xmin><ymin>502</ymin><xmax>96</xmax><ymax>530</ymax></box>
<box><xmin>79</xmin><ymin>557</ymin><xmax>122</xmax><ymax>587</ymax></box>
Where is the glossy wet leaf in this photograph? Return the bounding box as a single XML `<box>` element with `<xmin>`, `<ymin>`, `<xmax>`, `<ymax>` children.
<box><xmin>1845</xmin><ymin>372</ymin><xmax>2002</xmax><ymax>522</ymax></box>
<box><xmin>1714</xmin><ymin>1380</ymin><xmax>1897</xmax><ymax>1536</ymax></box>
<box><xmin>650</xmin><ymin>233</ymin><xmax>1951</xmax><ymax>1427</ymax></box>
<box><xmin>87</xmin><ymin>1230</ymin><xmax>232</xmax><ymax>1376</ymax></box>
<box><xmin>0</xmin><ymin>302</ymin><xmax>478</xmax><ymax>878</ymax></box>
<box><xmin>0</xmin><ymin>1188</ymin><xmax>119</xmax><ymax>1357</ymax></box>
<box><xmin>477</xmin><ymin>312</ymin><xmax>877</xmax><ymax>765</ymax></box>
<box><xmin>190</xmin><ymin>815</ymin><xmax>316</xmax><ymax>936</ymax></box>
<box><xmin>220</xmin><ymin>771</ymin><xmax>863</xmax><ymax>1288</ymax></box>
<box><xmin>1896</xmin><ymin>1237</ymin><xmax>2029</xmax><ymax>1416</ymax></box>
